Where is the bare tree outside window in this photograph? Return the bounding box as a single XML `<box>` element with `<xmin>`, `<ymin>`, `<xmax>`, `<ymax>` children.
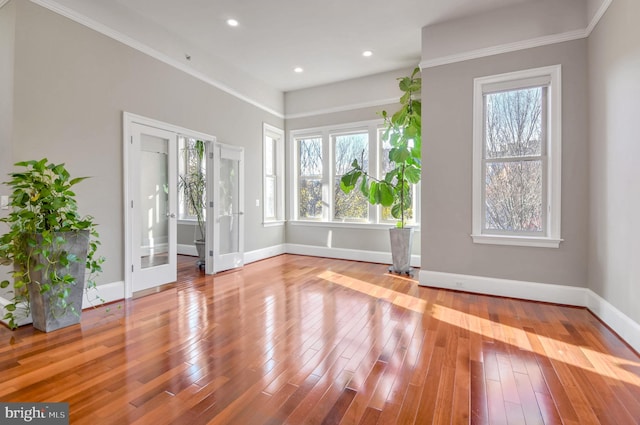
<box><xmin>298</xmin><ymin>137</ymin><xmax>323</xmax><ymax>219</ymax></box>
<box><xmin>484</xmin><ymin>87</ymin><xmax>545</xmax><ymax>233</ymax></box>
<box><xmin>334</xmin><ymin>133</ymin><xmax>369</xmax><ymax>220</ymax></box>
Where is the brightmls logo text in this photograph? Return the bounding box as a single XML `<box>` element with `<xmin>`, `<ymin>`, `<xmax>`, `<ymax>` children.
<box><xmin>1</xmin><ymin>403</ymin><xmax>68</xmax><ymax>424</ymax></box>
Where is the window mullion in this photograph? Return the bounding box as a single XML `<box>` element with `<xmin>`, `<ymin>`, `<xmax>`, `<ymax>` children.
<box><xmin>323</xmin><ymin>131</ymin><xmax>332</xmax><ymax>222</ymax></box>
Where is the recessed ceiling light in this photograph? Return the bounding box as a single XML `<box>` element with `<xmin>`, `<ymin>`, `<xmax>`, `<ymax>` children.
<box><xmin>293</xmin><ymin>67</ymin><xmax>304</xmax><ymax>73</ymax></box>
<box><xmin>362</xmin><ymin>50</ymin><xmax>373</xmax><ymax>57</ymax></box>
<box><xmin>227</xmin><ymin>18</ymin><xmax>239</xmax><ymax>27</ymax></box>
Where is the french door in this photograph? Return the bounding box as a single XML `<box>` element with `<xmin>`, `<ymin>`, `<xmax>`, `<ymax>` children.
<box><xmin>210</xmin><ymin>143</ymin><xmax>245</xmax><ymax>273</ymax></box>
<box><xmin>129</xmin><ymin>122</ymin><xmax>178</xmax><ymax>292</ymax></box>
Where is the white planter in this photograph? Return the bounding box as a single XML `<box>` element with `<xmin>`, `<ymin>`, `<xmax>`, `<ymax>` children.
<box><xmin>389</xmin><ymin>227</ymin><xmax>414</xmax><ymax>275</ymax></box>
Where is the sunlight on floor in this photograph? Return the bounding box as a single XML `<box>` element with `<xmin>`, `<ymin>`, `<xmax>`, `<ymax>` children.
<box><xmin>317</xmin><ymin>270</ymin><xmax>426</xmax><ymax>314</ymax></box>
<box><xmin>433</xmin><ymin>304</ymin><xmax>640</xmax><ymax>387</ymax></box>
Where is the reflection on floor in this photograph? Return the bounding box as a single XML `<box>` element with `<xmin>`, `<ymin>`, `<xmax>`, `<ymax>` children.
<box><xmin>2</xmin><ymin>255</ymin><xmax>639</xmax><ymax>424</ymax></box>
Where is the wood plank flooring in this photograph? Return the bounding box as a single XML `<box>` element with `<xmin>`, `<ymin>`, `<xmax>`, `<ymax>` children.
<box><xmin>1</xmin><ymin>254</ymin><xmax>640</xmax><ymax>424</ymax></box>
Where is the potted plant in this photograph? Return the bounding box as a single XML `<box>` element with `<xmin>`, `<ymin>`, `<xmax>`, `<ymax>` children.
<box><xmin>340</xmin><ymin>67</ymin><xmax>421</xmax><ymax>275</ymax></box>
<box><xmin>0</xmin><ymin>158</ymin><xmax>104</xmax><ymax>331</ymax></box>
<box><xmin>178</xmin><ymin>139</ymin><xmax>206</xmax><ymax>268</ymax></box>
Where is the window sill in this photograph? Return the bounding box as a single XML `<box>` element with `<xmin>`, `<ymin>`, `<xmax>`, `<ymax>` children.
<box><xmin>263</xmin><ymin>220</ymin><xmax>286</xmax><ymax>228</ymax></box>
<box><xmin>290</xmin><ymin>220</ymin><xmax>420</xmax><ymax>231</ymax></box>
<box><xmin>471</xmin><ymin>234</ymin><xmax>562</xmax><ymax>248</ymax></box>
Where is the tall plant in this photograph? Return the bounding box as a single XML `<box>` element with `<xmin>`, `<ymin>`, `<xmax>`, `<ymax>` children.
<box><xmin>0</xmin><ymin>159</ymin><xmax>104</xmax><ymax>329</ymax></box>
<box><xmin>340</xmin><ymin>67</ymin><xmax>421</xmax><ymax>228</ymax></box>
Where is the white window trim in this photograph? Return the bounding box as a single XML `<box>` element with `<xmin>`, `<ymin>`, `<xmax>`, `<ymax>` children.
<box><xmin>263</xmin><ymin>123</ymin><xmax>285</xmax><ymax>226</ymax></box>
<box><xmin>471</xmin><ymin>65</ymin><xmax>562</xmax><ymax>248</ymax></box>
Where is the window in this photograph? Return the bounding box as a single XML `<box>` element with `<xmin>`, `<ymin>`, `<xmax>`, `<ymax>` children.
<box><xmin>472</xmin><ymin>65</ymin><xmax>562</xmax><ymax>247</ymax></box>
<box><xmin>178</xmin><ymin>136</ymin><xmax>205</xmax><ymax>221</ymax></box>
<box><xmin>333</xmin><ymin>131</ymin><xmax>369</xmax><ymax>220</ymax></box>
<box><xmin>263</xmin><ymin>124</ymin><xmax>285</xmax><ymax>225</ymax></box>
<box><xmin>291</xmin><ymin>121</ymin><xmax>419</xmax><ymax>226</ymax></box>
<box><xmin>297</xmin><ymin>135</ymin><xmax>323</xmax><ymax>220</ymax></box>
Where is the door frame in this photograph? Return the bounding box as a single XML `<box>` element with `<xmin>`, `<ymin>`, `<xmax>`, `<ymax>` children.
<box><xmin>123</xmin><ymin>112</ymin><xmax>216</xmax><ymax>299</ymax></box>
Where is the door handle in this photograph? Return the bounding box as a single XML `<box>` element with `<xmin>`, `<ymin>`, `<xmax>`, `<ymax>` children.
<box><xmin>166</xmin><ymin>212</ymin><xmax>176</xmax><ymax>218</ymax></box>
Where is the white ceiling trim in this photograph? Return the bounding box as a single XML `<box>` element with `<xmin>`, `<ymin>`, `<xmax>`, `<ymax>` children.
<box><xmin>420</xmin><ymin>0</ymin><xmax>612</xmax><ymax>70</ymax></box>
<box><xmin>285</xmin><ymin>97</ymin><xmax>399</xmax><ymax>120</ymax></box>
<box><xmin>29</xmin><ymin>0</ymin><xmax>285</xmax><ymax>118</ymax></box>
<box><xmin>586</xmin><ymin>0</ymin><xmax>613</xmax><ymax>35</ymax></box>
<box><xmin>420</xmin><ymin>29</ymin><xmax>588</xmax><ymax>70</ymax></box>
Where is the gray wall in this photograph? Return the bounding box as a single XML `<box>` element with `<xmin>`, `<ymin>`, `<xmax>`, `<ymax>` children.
<box><xmin>421</xmin><ymin>39</ymin><xmax>589</xmax><ymax>287</ymax></box>
<box><xmin>587</xmin><ymin>0</ymin><xmax>640</xmax><ymax>323</ymax></box>
<box><xmin>6</xmin><ymin>0</ymin><xmax>285</xmax><ymax>286</ymax></box>
<box><xmin>0</xmin><ymin>1</ymin><xmax>15</xmax><ymax>299</ymax></box>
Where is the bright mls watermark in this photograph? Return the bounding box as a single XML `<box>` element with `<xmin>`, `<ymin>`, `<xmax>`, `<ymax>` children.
<box><xmin>1</xmin><ymin>403</ymin><xmax>68</xmax><ymax>424</ymax></box>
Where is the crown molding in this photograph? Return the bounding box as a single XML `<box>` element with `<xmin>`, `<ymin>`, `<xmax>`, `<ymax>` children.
<box><xmin>420</xmin><ymin>29</ymin><xmax>587</xmax><ymax>70</ymax></box>
<box><xmin>420</xmin><ymin>0</ymin><xmax>613</xmax><ymax>70</ymax></box>
<box><xmin>285</xmin><ymin>97</ymin><xmax>398</xmax><ymax>120</ymax></box>
<box><xmin>28</xmin><ymin>0</ymin><xmax>285</xmax><ymax>118</ymax></box>
<box><xmin>586</xmin><ymin>0</ymin><xmax>613</xmax><ymax>35</ymax></box>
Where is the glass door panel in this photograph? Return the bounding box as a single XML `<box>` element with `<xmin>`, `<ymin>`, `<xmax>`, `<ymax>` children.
<box><xmin>213</xmin><ymin>144</ymin><xmax>244</xmax><ymax>273</ymax></box>
<box><xmin>140</xmin><ymin>135</ymin><xmax>170</xmax><ymax>268</ymax></box>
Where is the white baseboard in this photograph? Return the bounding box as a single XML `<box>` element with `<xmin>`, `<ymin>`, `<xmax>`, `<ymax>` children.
<box><xmin>286</xmin><ymin>243</ymin><xmax>420</xmax><ymax>267</ymax></box>
<box><xmin>419</xmin><ymin>270</ymin><xmax>587</xmax><ymax>306</ymax></box>
<box><xmin>244</xmin><ymin>244</ymin><xmax>286</xmax><ymax>264</ymax></box>
<box><xmin>586</xmin><ymin>290</ymin><xmax>640</xmax><ymax>353</ymax></box>
<box><xmin>82</xmin><ymin>280</ymin><xmax>124</xmax><ymax>308</ymax></box>
<box><xmin>0</xmin><ymin>280</ymin><xmax>125</xmax><ymax>328</ymax></box>
<box><xmin>419</xmin><ymin>269</ymin><xmax>640</xmax><ymax>353</ymax></box>
<box><xmin>177</xmin><ymin>244</ymin><xmax>198</xmax><ymax>256</ymax></box>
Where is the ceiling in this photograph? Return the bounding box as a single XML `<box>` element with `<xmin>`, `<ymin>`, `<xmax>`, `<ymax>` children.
<box><xmin>54</xmin><ymin>0</ymin><xmax>538</xmax><ymax>93</ymax></box>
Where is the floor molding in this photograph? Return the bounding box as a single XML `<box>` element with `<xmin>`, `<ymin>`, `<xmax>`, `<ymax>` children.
<box><xmin>285</xmin><ymin>243</ymin><xmax>420</xmax><ymax>268</ymax></box>
<box><xmin>587</xmin><ymin>289</ymin><xmax>640</xmax><ymax>354</ymax></box>
<box><xmin>244</xmin><ymin>244</ymin><xmax>287</xmax><ymax>265</ymax></box>
<box><xmin>419</xmin><ymin>269</ymin><xmax>640</xmax><ymax>354</ymax></box>
<box><xmin>177</xmin><ymin>244</ymin><xmax>198</xmax><ymax>257</ymax></box>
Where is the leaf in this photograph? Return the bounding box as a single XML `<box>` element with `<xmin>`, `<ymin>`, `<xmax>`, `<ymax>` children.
<box><xmin>389</xmin><ymin>147</ymin><xmax>410</xmax><ymax>163</ymax></box>
<box><xmin>398</xmin><ymin>76</ymin><xmax>411</xmax><ymax>92</ymax></box>
<box><xmin>368</xmin><ymin>181</ymin><xmax>379</xmax><ymax>204</ymax></box>
<box><xmin>391</xmin><ymin>202</ymin><xmax>403</xmax><ymax>219</ymax></box>
<box><xmin>391</xmin><ymin>109</ymin><xmax>407</xmax><ymax>125</ymax></box>
<box><xmin>379</xmin><ymin>183</ymin><xmax>394</xmax><ymax>207</ymax></box>
<box><xmin>359</xmin><ymin>175</ymin><xmax>369</xmax><ymax>196</ymax></box>
<box><xmin>404</xmin><ymin>165</ymin><xmax>421</xmax><ymax>184</ymax></box>
<box><xmin>69</xmin><ymin>177</ymin><xmax>89</xmax><ymax>186</ymax></box>
<box><xmin>340</xmin><ymin>171</ymin><xmax>361</xmax><ymax>193</ymax></box>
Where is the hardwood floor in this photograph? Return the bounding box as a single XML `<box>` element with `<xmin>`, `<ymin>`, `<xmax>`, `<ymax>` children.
<box><xmin>1</xmin><ymin>254</ymin><xmax>639</xmax><ymax>424</ymax></box>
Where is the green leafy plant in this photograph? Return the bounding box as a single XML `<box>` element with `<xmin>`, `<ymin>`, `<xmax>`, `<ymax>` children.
<box><xmin>340</xmin><ymin>67</ymin><xmax>421</xmax><ymax>228</ymax></box>
<box><xmin>0</xmin><ymin>159</ymin><xmax>105</xmax><ymax>329</ymax></box>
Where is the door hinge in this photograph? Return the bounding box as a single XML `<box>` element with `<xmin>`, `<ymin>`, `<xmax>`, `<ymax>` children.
<box><xmin>130</xmin><ymin>136</ymin><xmax>133</xmax><ymax>144</ymax></box>
<box><xmin>131</xmin><ymin>200</ymin><xmax>134</xmax><ymax>208</ymax></box>
<box><xmin>209</xmin><ymin>201</ymin><xmax>214</xmax><ymax>208</ymax></box>
<box><xmin>209</xmin><ymin>250</ymin><xmax>213</xmax><ymax>257</ymax></box>
<box><xmin>131</xmin><ymin>264</ymin><xmax>134</xmax><ymax>272</ymax></box>
<box><xmin>209</xmin><ymin>152</ymin><xmax>213</xmax><ymax>159</ymax></box>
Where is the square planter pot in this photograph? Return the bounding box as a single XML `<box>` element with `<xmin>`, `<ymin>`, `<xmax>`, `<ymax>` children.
<box><xmin>389</xmin><ymin>227</ymin><xmax>414</xmax><ymax>275</ymax></box>
<box><xmin>28</xmin><ymin>230</ymin><xmax>89</xmax><ymax>332</ymax></box>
